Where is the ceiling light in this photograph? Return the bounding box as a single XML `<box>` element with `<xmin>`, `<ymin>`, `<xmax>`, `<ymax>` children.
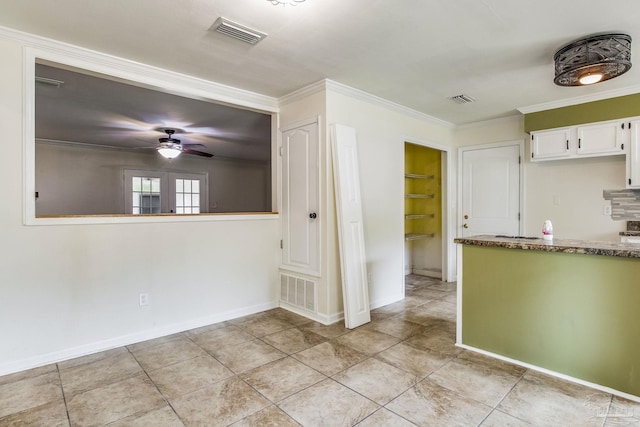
<box><xmin>554</xmin><ymin>33</ymin><xmax>632</xmax><ymax>86</ymax></box>
<box><xmin>157</xmin><ymin>146</ymin><xmax>182</xmax><ymax>159</ymax></box>
<box><xmin>268</xmin><ymin>0</ymin><xmax>305</xmax><ymax>5</ymax></box>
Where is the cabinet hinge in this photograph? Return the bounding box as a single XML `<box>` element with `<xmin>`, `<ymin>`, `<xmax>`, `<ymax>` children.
<box><xmin>518</xmin><ymin>156</ymin><xmax>521</xmax><ymax>164</ymax></box>
<box><xmin>630</xmin><ymin>178</ymin><xmax>633</xmax><ymax>186</ymax></box>
<box><xmin>518</xmin><ymin>213</ymin><xmax>521</xmax><ymax>221</ymax></box>
<box><xmin>622</xmin><ymin>143</ymin><xmax>624</xmax><ymax>151</ymax></box>
<box><xmin>578</xmin><ymin>138</ymin><xmax>581</xmax><ymax>149</ymax></box>
<box><xmin>35</xmin><ymin>191</ymin><xmax>39</xmax><ymax>199</ymax></box>
<box><xmin>280</xmin><ymin>239</ymin><xmax>283</xmax><ymax>249</ymax></box>
<box><xmin>531</xmin><ymin>152</ymin><xmax>534</xmax><ymax>159</ymax></box>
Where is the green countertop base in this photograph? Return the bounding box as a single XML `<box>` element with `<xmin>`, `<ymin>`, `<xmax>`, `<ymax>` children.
<box><xmin>461</xmin><ymin>245</ymin><xmax>640</xmax><ymax>398</ymax></box>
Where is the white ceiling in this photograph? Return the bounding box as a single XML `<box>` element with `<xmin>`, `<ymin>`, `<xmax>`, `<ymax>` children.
<box><xmin>3</xmin><ymin>0</ymin><xmax>640</xmax><ymax>126</ymax></box>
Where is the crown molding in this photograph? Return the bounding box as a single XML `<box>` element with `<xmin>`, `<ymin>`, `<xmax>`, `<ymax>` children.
<box><xmin>455</xmin><ymin>114</ymin><xmax>523</xmax><ymax>131</ymax></box>
<box><xmin>279</xmin><ymin>79</ymin><xmax>455</xmax><ymax>129</ymax></box>
<box><xmin>517</xmin><ymin>85</ymin><xmax>640</xmax><ymax>114</ymax></box>
<box><xmin>0</xmin><ymin>25</ymin><xmax>279</xmax><ymax>113</ymax></box>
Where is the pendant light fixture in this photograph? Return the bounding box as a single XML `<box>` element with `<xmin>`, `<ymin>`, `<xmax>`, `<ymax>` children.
<box><xmin>554</xmin><ymin>33</ymin><xmax>632</xmax><ymax>86</ymax></box>
<box><xmin>267</xmin><ymin>0</ymin><xmax>305</xmax><ymax>5</ymax></box>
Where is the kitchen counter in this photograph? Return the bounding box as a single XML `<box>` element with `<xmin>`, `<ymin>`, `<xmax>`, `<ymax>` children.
<box><xmin>455</xmin><ymin>235</ymin><xmax>640</xmax><ymax>399</ymax></box>
<box><xmin>454</xmin><ymin>234</ymin><xmax>640</xmax><ymax>258</ymax></box>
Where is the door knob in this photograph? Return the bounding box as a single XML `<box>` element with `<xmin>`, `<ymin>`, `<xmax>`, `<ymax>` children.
<box><xmin>464</xmin><ymin>214</ymin><xmax>469</xmax><ymax>219</ymax></box>
<box><xmin>463</xmin><ymin>224</ymin><xmax>468</xmax><ymax>228</ymax></box>
<box><xmin>309</xmin><ymin>212</ymin><xmax>317</xmax><ymax>219</ymax></box>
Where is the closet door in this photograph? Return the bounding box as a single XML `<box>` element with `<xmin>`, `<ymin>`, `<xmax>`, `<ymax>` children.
<box><xmin>281</xmin><ymin>120</ymin><xmax>320</xmax><ymax>275</ymax></box>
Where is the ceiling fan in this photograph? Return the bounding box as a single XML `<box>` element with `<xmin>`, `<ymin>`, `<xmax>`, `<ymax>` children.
<box><xmin>156</xmin><ymin>129</ymin><xmax>213</xmax><ymax>159</ymax></box>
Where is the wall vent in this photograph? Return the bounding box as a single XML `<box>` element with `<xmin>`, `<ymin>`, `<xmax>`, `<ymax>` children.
<box><xmin>211</xmin><ymin>17</ymin><xmax>267</xmax><ymax>45</ymax></box>
<box><xmin>280</xmin><ymin>273</ymin><xmax>316</xmax><ymax>312</ymax></box>
<box><xmin>450</xmin><ymin>94</ymin><xmax>476</xmax><ymax>104</ymax></box>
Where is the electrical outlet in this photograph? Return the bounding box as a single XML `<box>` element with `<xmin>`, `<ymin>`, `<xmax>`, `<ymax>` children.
<box><xmin>139</xmin><ymin>293</ymin><xmax>149</xmax><ymax>306</ymax></box>
<box><xmin>603</xmin><ymin>205</ymin><xmax>612</xmax><ymax>216</ymax></box>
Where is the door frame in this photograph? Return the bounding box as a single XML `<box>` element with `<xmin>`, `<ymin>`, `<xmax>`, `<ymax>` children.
<box><xmin>457</xmin><ymin>140</ymin><xmax>525</xmax><ymax>238</ymax></box>
<box><xmin>403</xmin><ymin>137</ymin><xmax>456</xmax><ymax>283</ymax></box>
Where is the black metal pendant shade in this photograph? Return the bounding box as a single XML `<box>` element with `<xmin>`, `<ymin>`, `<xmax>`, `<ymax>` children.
<box><xmin>554</xmin><ymin>33</ymin><xmax>632</xmax><ymax>86</ymax></box>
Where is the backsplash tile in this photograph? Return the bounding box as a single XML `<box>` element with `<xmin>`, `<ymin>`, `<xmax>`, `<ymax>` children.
<box><xmin>603</xmin><ymin>190</ymin><xmax>640</xmax><ymax>220</ymax></box>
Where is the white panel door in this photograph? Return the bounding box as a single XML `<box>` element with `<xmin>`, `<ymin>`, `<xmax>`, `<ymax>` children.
<box><xmin>461</xmin><ymin>144</ymin><xmax>520</xmax><ymax>237</ymax></box>
<box><xmin>281</xmin><ymin>121</ymin><xmax>320</xmax><ymax>275</ymax></box>
<box><xmin>330</xmin><ymin>124</ymin><xmax>371</xmax><ymax>329</ymax></box>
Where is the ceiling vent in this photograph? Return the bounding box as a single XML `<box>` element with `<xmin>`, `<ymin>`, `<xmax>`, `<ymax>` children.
<box><xmin>211</xmin><ymin>17</ymin><xmax>267</xmax><ymax>45</ymax></box>
<box><xmin>450</xmin><ymin>94</ymin><xmax>476</xmax><ymax>104</ymax></box>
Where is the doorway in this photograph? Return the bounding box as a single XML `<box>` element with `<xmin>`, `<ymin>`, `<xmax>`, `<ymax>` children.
<box><xmin>404</xmin><ymin>142</ymin><xmax>447</xmax><ymax>280</ymax></box>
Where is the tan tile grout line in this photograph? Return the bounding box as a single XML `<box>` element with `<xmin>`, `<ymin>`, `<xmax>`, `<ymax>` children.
<box><xmin>55</xmin><ymin>363</ymin><xmax>73</xmax><ymax>427</ymax></box>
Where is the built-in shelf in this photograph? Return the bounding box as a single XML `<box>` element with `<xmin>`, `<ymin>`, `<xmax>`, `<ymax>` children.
<box><xmin>405</xmin><ymin>173</ymin><xmax>435</xmax><ymax>180</ymax></box>
<box><xmin>405</xmin><ymin>233</ymin><xmax>435</xmax><ymax>241</ymax></box>
<box><xmin>405</xmin><ymin>214</ymin><xmax>435</xmax><ymax>220</ymax></box>
<box><xmin>405</xmin><ymin>193</ymin><xmax>435</xmax><ymax>199</ymax></box>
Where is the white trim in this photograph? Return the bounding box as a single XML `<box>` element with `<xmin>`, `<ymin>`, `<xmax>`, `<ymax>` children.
<box><xmin>518</xmin><ymin>85</ymin><xmax>640</xmax><ymax>115</ymax></box>
<box><xmin>280</xmin><ymin>116</ymin><xmax>319</xmax><ymax>133</ymax></box>
<box><xmin>457</xmin><ymin>343</ymin><xmax>640</xmax><ymax>403</ymax></box>
<box><xmin>279</xmin><ymin>79</ymin><xmax>455</xmax><ymax>130</ymax></box>
<box><xmin>0</xmin><ymin>300</ymin><xmax>277</xmax><ymax>377</ymax></box>
<box><xmin>456</xmin><ymin>114</ymin><xmax>523</xmax><ymax>131</ymax></box>
<box><xmin>457</xmin><ymin>140</ymin><xmax>526</xmax><ymax>237</ymax></box>
<box><xmin>403</xmin><ymin>137</ymin><xmax>456</xmax><ymax>282</ymax></box>
<box><xmin>30</xmin><ymin>213</ymin><xmax>278</xmax><ymax>227</ymax></box>
<box><xmin>370</xmin><ymin>293</ymin><xmax>405</xmax><ymax>310</ymax></box>
<box><xmin>279</xmin><ymin>301</ymin><xmax>344</xmax><ymax>325</ymax></box>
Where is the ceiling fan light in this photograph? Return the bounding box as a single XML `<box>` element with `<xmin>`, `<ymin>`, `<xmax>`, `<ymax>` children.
<box><xmin>579</xmin><ymin>72</ymin><xmax>604</xmax><ymax>85</ymax></box>
<box><xmin>553</xmin><ymin>33</ymin><xmax>632</xmax><ymax>86</ymax></box>
<box><xmin>158</xmin><ymin>147</ymin><xmax>182</xmax><ymax>159</ymax></box>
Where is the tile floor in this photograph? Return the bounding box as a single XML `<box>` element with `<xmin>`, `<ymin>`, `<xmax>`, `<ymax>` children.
<box><xmin>1</xmin><ymin>275</ymin><xmax>639</xmax><ymax>426</ymax></box>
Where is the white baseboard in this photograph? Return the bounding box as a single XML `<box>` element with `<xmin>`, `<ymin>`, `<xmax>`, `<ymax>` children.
<box><xmin>370</xmin><ymin>293</ymin><xmax>404</xmax><ymax>310</ymax></box>
<box><xmin>279</xmin><ymin>301</ymin><xmax>344</xmax><ymax>325</ymax></box>
<box><xmin>412</xmin><ymin>268</ymin><xmax>442</xmax><ymax>279</ymax></box>
<box><xmin>456</xmin><ymin>343</ymin><xmax>640</xmax><ymax>403</ymax></box>
<box><xmin>0</xmin><ymin>300</ymin><xmax>278</xmax><ymax>377</ymax></box>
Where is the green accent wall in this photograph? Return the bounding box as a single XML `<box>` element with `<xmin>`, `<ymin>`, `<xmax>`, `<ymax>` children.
<box><xmin>461</xmin><ymin>245</ymin><xmax>640</xmax><ymax>397</ymax></box>
<box><xmin>525</xmin><ymin>93</ymin><xmax>640</xmax><ymax>133</ymax></box>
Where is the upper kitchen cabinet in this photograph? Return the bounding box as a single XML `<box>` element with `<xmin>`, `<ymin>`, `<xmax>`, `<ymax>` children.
<box><xmin>530</xmin><ymin>119</ymin><xmax>627</xmax><ymax>162</ymax></box>
<box><xmin>627</xmin><ymin>120</ymin><xmax>640</xmax><ymax>188</ymax></box>
<box><xmin>530</xmin><ymin>127</ymin><xmax>572</xmax><ymax>160</ymax></box>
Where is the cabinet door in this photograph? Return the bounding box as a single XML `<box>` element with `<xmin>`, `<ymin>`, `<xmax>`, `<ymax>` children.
<box><xmin>281</xmin><ymin>121</ymin><xmax>320</xmax><ymax>275</ymax></box>
<box><xmin>576</xmin><ymin>120</ymin><xmax>625</xmax><ymax>157</ymax></box>
<box><xmin>530</xmin><ymin>128</ymin><xmax>572</xmax><ymax>161</ymax></box>
<box><xmin>627</xmin><ymin>120</ymin><xmax>640</xmax><ymax>188</ymax></box>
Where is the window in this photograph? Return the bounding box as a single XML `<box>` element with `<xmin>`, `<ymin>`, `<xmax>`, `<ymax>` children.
<box><xmin>124</xmin><ymin>170</ymin><xmax>208</xmax><ymax>215</ymax></box>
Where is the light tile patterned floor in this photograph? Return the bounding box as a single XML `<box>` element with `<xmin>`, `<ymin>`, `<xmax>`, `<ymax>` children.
<box><xmin>1</xmin><ymin>275</ymin><xmax>639</xmax><ymax>426</ymax></box>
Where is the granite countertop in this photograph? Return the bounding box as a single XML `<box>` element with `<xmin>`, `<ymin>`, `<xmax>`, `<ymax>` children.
<box><xmin>454</xmin><ymin>235</ymin><xmax>640</xmax><ymax>259</ymax></box>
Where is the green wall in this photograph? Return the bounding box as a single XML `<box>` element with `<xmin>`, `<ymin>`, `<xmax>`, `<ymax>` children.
<box><xmin>525</xmin><ymin>93</ymin><xmax>640</xmax><ymax>132</ymax></box>
<box><xmin>461</xmin><ymin>245</ymin><xmax>640</xmax><ymax>397</ymax></box>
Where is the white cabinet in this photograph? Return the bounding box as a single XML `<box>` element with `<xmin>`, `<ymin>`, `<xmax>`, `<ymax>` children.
<box><xmin>576</xmin><ymin>121</ymin><xmax>626</xmax><ymax>156</ymax></box>
<box><xmin>530</xmin><ymin>127</ymin><xmax>571</xmax><ymax>160</ymax></box>
<box><xmin>627</xmin><ymin>120</ymin><xmax>640</xmax><ymax>188</ymax></box>
<box><xmin>530</xmin><ymin>119</ymin><xmax>626</xmax><ymax>162</ymax></box>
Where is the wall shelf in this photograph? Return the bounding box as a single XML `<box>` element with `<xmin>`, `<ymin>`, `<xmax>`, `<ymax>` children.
<box><xmin>405</xmin><ymin>173</ymin><xmax>435</xmax><ymax>180</ymax></box>
<box><xmin>405</xmin><ymin>214</ymin><xmax>435</xmax><ymax>220</ymax></box>
<box><xmin>405</xmin><ymin>193</ymin><xmax>435</xmax><ymax>199</ymax></box>
<box><xmin>405</xmin><ymin>233</ymin><xmax>435</xmax><ymax>241</ymax></box>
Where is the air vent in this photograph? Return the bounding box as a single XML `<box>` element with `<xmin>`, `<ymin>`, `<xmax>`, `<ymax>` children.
<box><xmin>450</xmin><ymin>94</ymin><xmax>476</xmax><ymax>104</ymax></box>
<box><xmin>211</xmin><ymin>17</ymin><xmax>267</xmax><ymax>45</ymax></box>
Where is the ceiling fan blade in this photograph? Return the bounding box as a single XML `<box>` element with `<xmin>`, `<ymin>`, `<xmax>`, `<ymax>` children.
<box><xmin>182</xmin><ymin>143</ymin><xmax>207</xmax><ymax>149</ymax></box>
<box><xmin>183</xmin><ymin>148</ymin><xmax>213</xmax><ymax>158</ymax></box>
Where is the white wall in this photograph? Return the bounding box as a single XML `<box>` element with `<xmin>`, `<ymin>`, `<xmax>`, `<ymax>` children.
<box><xmin>326</xmin><ymin>88</ymin><xmax>454</xmax><ymax>312</ymax></box>
<box><xmin>35</xmin><ymin>141</ymin><xmax>271</xmax><ymax>215</ymax></box>
<box><xmin>0</xmin><ymin>37</ymin><xmax>280</xmax><ymax>375</ymax></box>
<box><xmin>454</xmin><ymin>115</ymin><xmax>627</xmax><ymax>241</ymax></box>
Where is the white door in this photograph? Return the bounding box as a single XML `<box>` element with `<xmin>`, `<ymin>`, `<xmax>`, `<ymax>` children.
<box><xmin>461</xmin><ymin>144</ymin><xmax>521</xmax><ymax>237</ymax></box>
<box><xmin>281</xmin><ymin>121</ymin><xmax>320</xmax><ymax>275</ymax></box>
<box><xmin>331</xmin><ymin>124</ymin><xmax>371</xmax><ymax>329</ymax></box>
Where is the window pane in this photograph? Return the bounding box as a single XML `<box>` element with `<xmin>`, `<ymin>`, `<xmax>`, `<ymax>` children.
<box><xmin>142</xmin><ymin>178</ymin><xmax>151</xmax><ymax>192</ymax></box>
<box><xmin>151</xmin><ymin>178</ymin><xmax>160</xmax><ymax>193</ymax></box>
<box><xmin>176</xmin><ymin>207</ymin><xmax>184</xmax><ymax>214</ymax></box>
<box><xmin>132</xmin><ymin>177</ymin><xmax>141</xmax><ymax>192</ymax></box>
<box><xmin>184</xmin><ymin>194</ymin><xmax>192</xmax><ymax>207</ymax></box>
<box><xmin>176</xmin><ymin>179</ymin><xmax>183</xmax><ymax>193</ymax></box>
<box><xmin>192</xmin><ymin>180</ymin><xmax>199</xmax><ymax>193</ymax></box>
<box><xmin>192</xmin><ymin>207</ymin><xmax>200</xmax><ymax>214</ymax></box>
<box><xmin>184</xmin><ymin>180</ymin><xmax>192</xmax><ymax>193</ymax></box>
<box><xmin>132</xmin><ymin>193</ymin><xmax>140</xmax><ymax>208</ymax></box>
<box><xmin>192</xmin><ymin>194</ymin><xmax>200</xmax><ymax>208</ymax></box>
<box><xmin>176</xmin><ymin>194</ymin><xmax>183</xmax><ymax>207</ymax></box>
<box><xmin>132</xmin><ymin>207</ymin><xmax>140</xmax><ymax>214</ymax></box>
